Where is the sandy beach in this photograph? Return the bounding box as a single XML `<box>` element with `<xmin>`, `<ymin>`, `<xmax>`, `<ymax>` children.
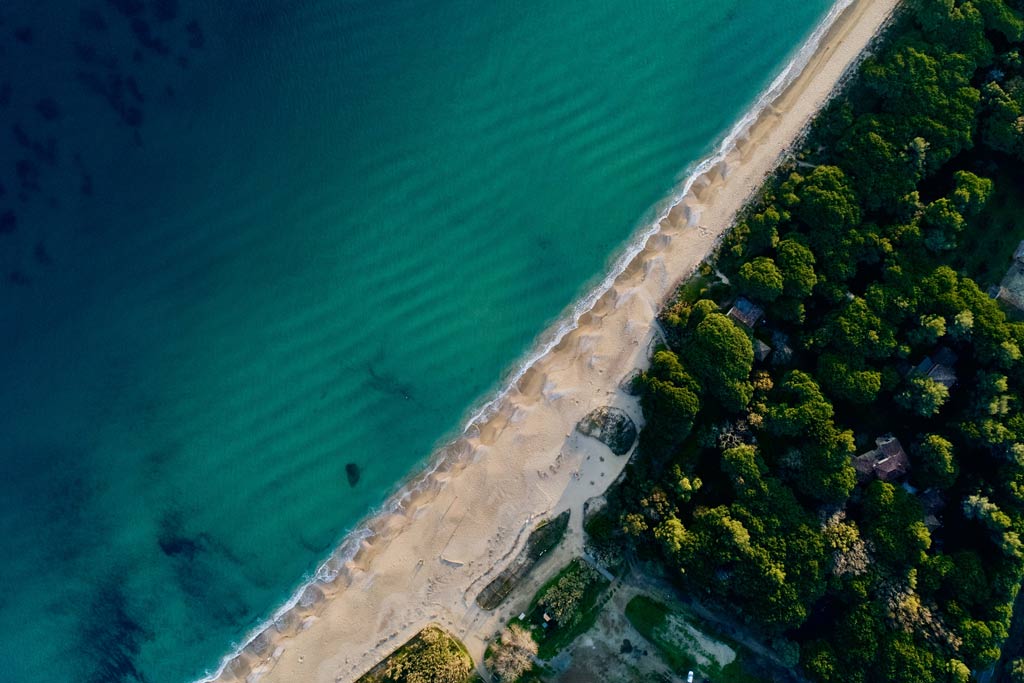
<box><xmin>207</xmin><ymin>0</ymin><xmax>900</xmax><ymax>680</ymax></box>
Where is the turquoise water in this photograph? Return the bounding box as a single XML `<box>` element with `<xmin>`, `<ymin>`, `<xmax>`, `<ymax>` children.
<box><xmin>0</xmin><ymin>1</ymin><xmax>832</xmax><ymax>681</ymax></box>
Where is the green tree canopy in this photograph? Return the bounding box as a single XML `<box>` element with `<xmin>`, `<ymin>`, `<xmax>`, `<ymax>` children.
<box><xmin>776</xmin><ymin>238</ymin><xmax>818</xmax><ymax>298</ymax></box>
<box><xmin>793</xmin><ymin>166</ymin><xmax>862</xmax><ymax>238</ymax></box>
<box><xmin>682</xmin><ymin>311</ymin><xmax>754</xmax><ymax>412</ymax></box>
<box><xmin>738</xmin><ymin>256</ymin><xmax>785</xmax><ymax>302</ymax></box>
<box><xmin>913</xmin><ymin>434</ymin><xmax>959</xmax><ymax>489</ymax></box>
<box><xmin>897</xmin><ymin>375</ymin><xmax>950</xmax><ymax>416</ymax></box>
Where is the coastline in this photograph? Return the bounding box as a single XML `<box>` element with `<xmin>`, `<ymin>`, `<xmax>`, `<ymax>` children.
<box><xmin>200</xmin><ymin>0</ymin><xmax>901</xmax><ymax>681</ymax></box>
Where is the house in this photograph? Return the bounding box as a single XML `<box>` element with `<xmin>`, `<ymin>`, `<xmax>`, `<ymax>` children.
<box><xmin>852</xmin><ymin>434</ymin><xmax>910</xmax><ymax>483</ymax></box>
<box><xmin>727</xmin><ymin>297</ymin><xmax>763</xmax><ymax>329</ymax></box>
<box><xmin>919</xmin><ymin>488</ymin><xmax>945</xmax><ymax>513</ymax></box>
<box><xmin>919</xmin><ymin>488</ymin><xmax>946</xmax><ymax>532</ymax></box>
<box><xmin>852</xmin><ymin>452</ymin><xmax>879</xmax><ymax>481</ymax></box>
<box><xmin>771</xmin><ymin>330</ymin><xmax>794</xmax><ymax>366</ymax></box>
<box><xmin>994</xmin><ymin>240</ymin><xmax>1024</xmax><ymax>310</ymax></box>
<box><xmin>914</xmin><ymin>347</ymin><xmax>958</xmax><ymax>389</ymax></box>
<box><xmin>753</xmin><ymin>338</ymin><xmax>772</xmax><ymax>363</ymax></box>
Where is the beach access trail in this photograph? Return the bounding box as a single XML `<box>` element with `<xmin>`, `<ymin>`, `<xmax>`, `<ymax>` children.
<box><xmin>210</xmin><ymin>0</ymin><xmax>901</xmax><ymax>680</ymax></box>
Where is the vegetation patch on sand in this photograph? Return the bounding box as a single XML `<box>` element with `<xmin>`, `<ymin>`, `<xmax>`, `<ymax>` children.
<box><xmin>355</xmin><ymin>626</ymin><xmax>475</xmax><ymax>683</ymax></box>
<box><xmin>476</xmin><ymin>510</ymin><xmax>570</xmax><ymax>610</ymax></box>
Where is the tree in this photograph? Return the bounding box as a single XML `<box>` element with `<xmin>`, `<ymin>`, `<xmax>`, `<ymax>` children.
<box><xmin>793</xmin><ymin>166</ymin><xmax>861</xmax><ymax>238</ymax></box>
<box><xmin>802</xmin><ymin>640</ymin><xmax>842</xmax><ymax>682</ymax></box>
<box><xmin>487</xmin><ymin>625</ymin><xmax>537</xmax><ymax>682</ymax></box>
<box><xmin>946</xmin><ymin>658</ymin><xmax>970</xmax><ymax>683</ymax></box>
<box><xmin>896</xmin><ymin>375</ymin><xmax>950</xmax><ymax>416</ymax></box>
<box><xmin>540</xmin><ymin>560</ymin><xmax>598</xmax><ymax>627</ymax></box>
<box><xmin>776</xmin><ymin>238</ymin><xmax>818</xmax><ymax>298</ymax></box>
<box><xmin>1009</xmin><ymin>657</ymin><xmax>1024</xmax><ymax>683</ymax></box>
<box><xmin>951</xmin><ymin>170</ymin><xmax>994</xmax><ymax>216</ymax></box>
<box><xmin>765</xmin><ymin>371</ymin><xmax>856</xmax><ymax>502</ymax></box>
<box><xmin>738</xmin><ymin>256</ymin><xmax>784</xmax><ymax>302</ymax></box>
<box><xmin>981</xmin><ymin>78</ymin><xmax>1024</xmax><ymax>160</ymax></box>
<box><xmin>818</xmin><ymin>353</ymin><xmax>882</xmax><ymax>404</ymax></box>
<box><xmin>682</xmin><ymin>312</ymin><xmax>754</xmax><ymax>412</ymax></box>
<box><xmin>863</xmin><ymin>481</ymin><xmax>930</xmax><ymax>567</ymax></box>
<box><xmin>976</xmin><ymin>0</ymin><xmax>1024</xmax><ymax>41</ymax></box>
<box><xmin>639</xmin><ymin>351</ymin><xmax>701</xmax><ymax>449</ymax></box>
<box><xmin>962</xmin><ymin>494</ymin><xmax>1024</xmax><ymax>559</ymax></box>
<box><xmin>909</xmin><ymin>313</ymin><xmax>947</xmax><ymax>346</ymax></box>
<box><xmin>921</xmin><ymin>197</ymin><xmax>965</xmax><ymax>252</ymax></box>
<box><xmin>913</xmin><ymin>434</ymin><xmax>958</xmax><ymax>489</ymax></box>
<box><xmin>915</xmin><ymin>0</ymin><xmax>993</xmax><ymax>67</ymax></box>
<box><xmin>838</xmin><ymin>116</ymin><xmax>922</xmax><ymax>211</ymax></box>
<box><xmin>383</xmin><ymin>627</ymin><xmax>472</xmax><ymax>683</ymax></box>
<box><xmin>861</xmin><ymin>38</ymin><xmax>981</xmax><ymax>170</ymax></box>
<box><xmin>811</xmin><ymin>296</ymin><xmax>897</xmax><ymax>360</ymax></box>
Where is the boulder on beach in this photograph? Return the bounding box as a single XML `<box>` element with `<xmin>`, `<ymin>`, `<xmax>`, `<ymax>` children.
<box><xmin>345</xmin><ymin>463</ymin><xmax>360</xmax><ymax>487</ymax></box>
<box><xmin>575</xmin><ymin>406</ymin><xmax>637</xmax><ymax>455</ymax></box>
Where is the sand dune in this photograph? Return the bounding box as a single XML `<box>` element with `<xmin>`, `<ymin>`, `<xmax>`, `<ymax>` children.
<box><xmin>204</xmin><ymin>0</ymin><xmax>900</xmax><ymax>680</ymax></box>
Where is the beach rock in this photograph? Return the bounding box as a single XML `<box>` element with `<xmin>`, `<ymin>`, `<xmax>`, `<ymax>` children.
<box><xmin>345</xmin><ymin>463</ymin><xmax>360</xmax><ymax>487</ymax></box>
<box><xmin>575</xmin><ymin>406</ymin><xmax>637</xmax><ymax>455</ymax></box>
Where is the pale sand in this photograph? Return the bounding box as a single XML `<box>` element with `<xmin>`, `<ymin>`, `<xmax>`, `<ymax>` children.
<box><xmin>210</xmin><ymin>0</ymin><xmax>900</xmax><ymax>680</ymax></box>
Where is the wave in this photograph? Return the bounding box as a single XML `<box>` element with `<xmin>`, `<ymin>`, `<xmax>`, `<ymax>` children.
<box><xmin>193</xmin><ymin>0</ymin><xmax>857</xmax><ymax>680</ymax></box>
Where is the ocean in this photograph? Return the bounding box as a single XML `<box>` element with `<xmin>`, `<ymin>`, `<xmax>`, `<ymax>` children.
<box><xmin>0</xmin><ymin>1</ymin><xmax>832</xmax><ymax>681</ymax></box>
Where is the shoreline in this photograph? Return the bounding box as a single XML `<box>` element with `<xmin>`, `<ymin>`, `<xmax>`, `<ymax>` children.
<box><xmin>199</xmin><ymin>0</ymin><xmax>901</xmax><ymax>680</ymax></box>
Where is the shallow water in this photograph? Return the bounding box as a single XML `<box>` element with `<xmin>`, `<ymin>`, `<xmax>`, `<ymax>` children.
<box><xmin>0</xmin><ymin>1</ymin><xmax>830</xmax><ymax>681</ymax></box>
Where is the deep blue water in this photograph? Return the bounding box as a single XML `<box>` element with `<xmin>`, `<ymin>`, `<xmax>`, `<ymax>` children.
<box><xmin>0</xmin><ymin>1</ymin><xmax>832</xmax><ymax>681</ymax></box>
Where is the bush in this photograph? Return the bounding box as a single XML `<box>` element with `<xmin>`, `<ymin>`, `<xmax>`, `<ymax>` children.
<box><xmin>487</xmin><ymin>625</ymin><xmax>537</xmax><ymax>682</ymax></box>
<box><xmin>539</xmin><ymin>559</ymin><xmax>599</xmax><ymax>627</ymax></box>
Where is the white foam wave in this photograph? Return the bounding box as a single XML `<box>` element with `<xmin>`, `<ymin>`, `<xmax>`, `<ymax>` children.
<box><xmin>193</xmin><ymin>1</ymin><xmax>857</xmax><ymax>680</ymax></box>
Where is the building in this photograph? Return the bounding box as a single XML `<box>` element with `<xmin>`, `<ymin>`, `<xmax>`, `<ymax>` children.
<box><xmin>994</xmin><ymin>240</ymin><xmax>1024</xmax><ymax>310</ymax></box>
<box><xmin>853</xmin><ymin>434</ymin><xmax>910</xmax><ymax>483</ymax></box>
<box><xmin>770</xmin><ymin>330</ymin><xmax>794</xmax><ymax>366</ymax></box>
<box><xmin>753</xmin><ymin>338</ymin><xmax>772</xmax><ymax>363</ymax></box>
<box><xmin>914</xmin><ymin>347</ymin><xmax>958</xmax><ymax>390</ymax></box>
<box><xmin>727</xmin><ymin>297</ymin><xmax>764</xmax><ymax>329</ymax></box>
<box><xmin>918</xmin><ymin>488</ymin><xmax>946</xmax><ymax>532</ymax></box>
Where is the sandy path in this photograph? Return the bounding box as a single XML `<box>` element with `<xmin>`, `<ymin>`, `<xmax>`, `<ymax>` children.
<box><xmin>208</xmin><ymin>0</ymin><xmax>900</xmax><ymax>680</ymax></box>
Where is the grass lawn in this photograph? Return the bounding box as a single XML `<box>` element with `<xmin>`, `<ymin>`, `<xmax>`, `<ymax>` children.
<box><xmin>624</xmin><ymin>595</ymin><xmax>763</xmax><ymax>683</ymax></box>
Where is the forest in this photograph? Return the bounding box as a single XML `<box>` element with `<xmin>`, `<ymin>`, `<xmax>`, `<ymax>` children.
<box><xmin>608</xmin><ymin>0</ymin><xmax>1024</xmax><ymax>680</ymax></box>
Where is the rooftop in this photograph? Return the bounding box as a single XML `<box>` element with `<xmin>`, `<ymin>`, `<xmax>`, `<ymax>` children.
<box><xmin>853</xmin><ymin>434</ymin><xmax>910</xmax><ymax>483</ymax></box>
<box><xmin>995</xmin><ymin>241</ymin><xmax>1024</xmax><ymax>311</ymax></box>
<box><xmin>727</xmin><ymin>297</ymin><xmax>763</xmax><ymax>329</ymax></box>
<box><xmin>914</xmin><ymin>348</ymin><xmax>958</xmax><ymax>389</ymax></box>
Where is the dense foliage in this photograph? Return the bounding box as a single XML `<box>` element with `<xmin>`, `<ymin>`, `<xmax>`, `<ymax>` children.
<box><xmin>613</xmin><ymin>1</ymin><xmax>1024</xmax><ymax>681</ymax></box>
<box><xmin>372</xmin><ymin>626</ymin><xmax>472</xmax><ymax>683</ymax></box>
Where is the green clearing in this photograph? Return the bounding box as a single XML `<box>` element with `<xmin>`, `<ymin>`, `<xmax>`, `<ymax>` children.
<box><xmin>625</xmin><ymin>596</ymin><xmax>762</xmax><ymax>683</ymax></box>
